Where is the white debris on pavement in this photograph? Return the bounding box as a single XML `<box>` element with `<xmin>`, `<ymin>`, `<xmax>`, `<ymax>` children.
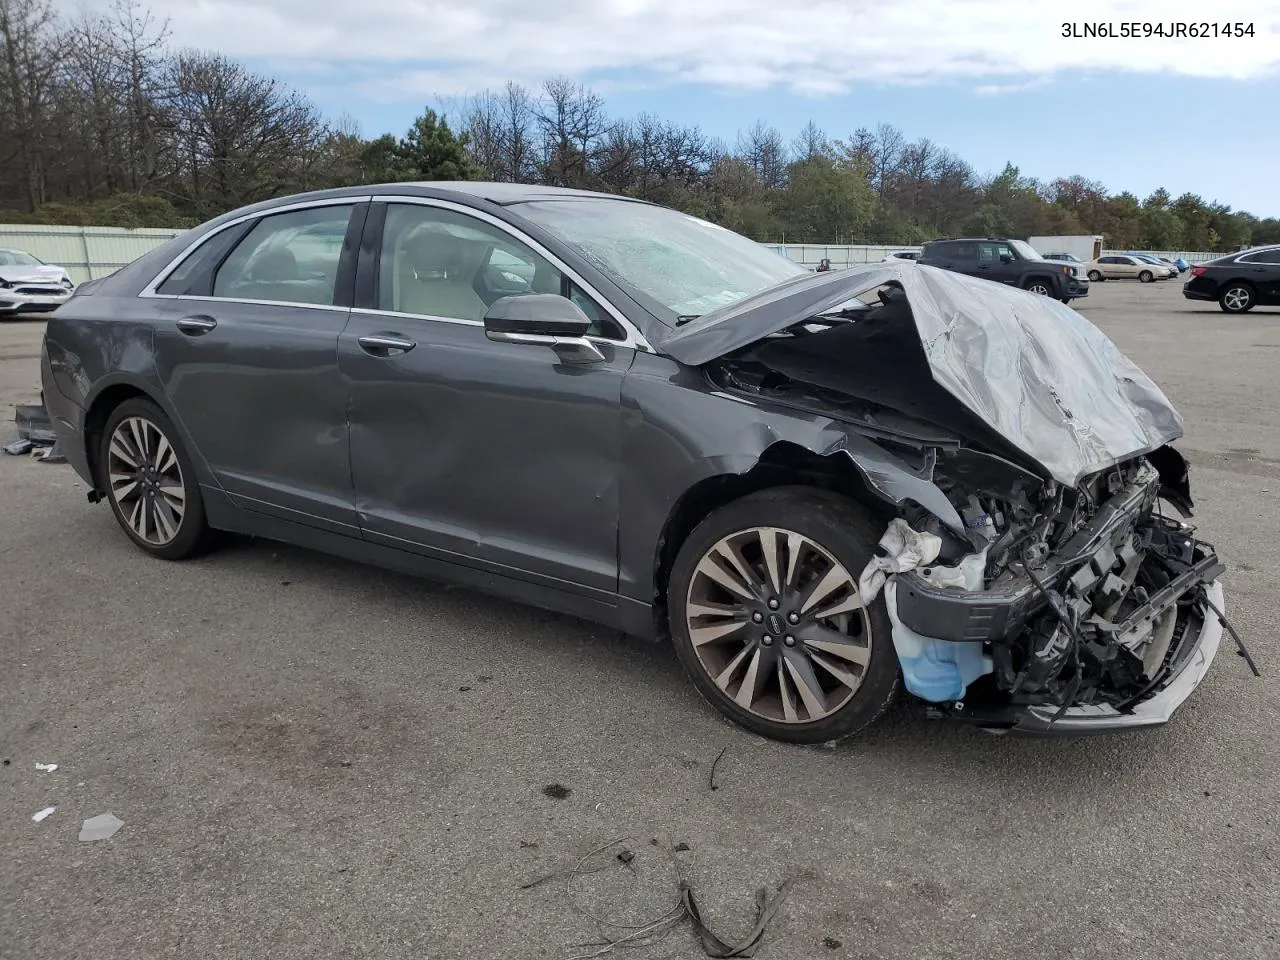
<box><xmin>858</xmin><ymin>518</ymin><xmax>943</xmax><ymax>604</ymax></box>
<box><xmin>78</xmin><ymin>813</ymin><xmax>124</xmax><ymax>842</ymax></box>
<box><xmin>35</xmin><ymin>762</ymin><xmax>58</xmax><ymax>772</ymax></box>
<box><xmin>32</xmin><ymin>807</ymin><xmax>56</xmax><ymax>822</ymax></box>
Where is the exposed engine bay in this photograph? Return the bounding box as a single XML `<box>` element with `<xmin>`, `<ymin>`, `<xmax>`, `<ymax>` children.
<box><xmin>704</xmin><ymin>283</ymin><xmax>1250</xmax><ymax>729</ymax></box>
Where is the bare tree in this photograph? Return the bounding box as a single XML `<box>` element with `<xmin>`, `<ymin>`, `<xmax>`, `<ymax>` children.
<box><xmin>736</xmin><ymin>120</ymin><xmax>787</xmax><ymax>190</ymax></box>
<box><xmin>791</xmin><ymin>120</ymin><xmax>829</xmax><ymax>162</ymax></box>
<box><xmin>0</xmin><ymin>0</ymin><xmax>62</xmax><ymax>210</ymax></box>
<box><xmin>535</xmin><ymin>76</ymin><xmax>608</xmax><ymax>188</ymax></box>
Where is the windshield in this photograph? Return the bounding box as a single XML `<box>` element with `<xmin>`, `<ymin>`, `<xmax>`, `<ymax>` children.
<box><xmin>1010</xmin><ymin>240</ymin><xmax>1043</xmax><ymax>260</ymax></box>
<box><xmin>0</xmin><ymin>249</ymin><xmax>43</xmax><ymax>266</ymax></box>
<box><xmin>514</xmin><ymin>199</ymin><xmax>807</xmax><ymax>319</ymax></box>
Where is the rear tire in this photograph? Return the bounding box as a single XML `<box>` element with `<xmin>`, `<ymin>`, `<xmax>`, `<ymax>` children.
<box><xmin>1219</xmin><ymin>283</ymin><xmax>1255</xmax><ymax>314</ymax></box>
<box><xmin>99</xmin><ymin>397</ymin><xmax>212</xmax><ymax>560</ymax></box>
<box><xmin>667</xmin><ymin>487</ymin><xmax>900</xmax><ymax>744</ymax></box>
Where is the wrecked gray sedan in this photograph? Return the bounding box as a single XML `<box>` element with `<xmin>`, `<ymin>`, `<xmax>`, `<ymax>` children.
<box><xmin>39</xmin><ymin>183</ymin><xmax>1238</xmax><ymax>742</ymax></box>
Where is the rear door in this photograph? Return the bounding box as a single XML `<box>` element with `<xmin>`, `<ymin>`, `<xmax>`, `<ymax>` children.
<box><xmin>148</xmin><ymin>199</ymin><xmax>367</xmax><ymax>534</ymax></box>
<box><xmin>1239</xmin><ymin>249</ymin><xmax>1280</xmax><ymax>303</ymax></box>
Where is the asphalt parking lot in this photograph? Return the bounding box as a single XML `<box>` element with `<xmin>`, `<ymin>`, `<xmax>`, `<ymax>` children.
<box><xmin>2</xmin><ymin>279</ymin><xmax>1278</xmax><ymax>960</ymax></box>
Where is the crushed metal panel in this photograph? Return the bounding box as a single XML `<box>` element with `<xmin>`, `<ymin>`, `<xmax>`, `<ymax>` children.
<box><xmin>661</xmin><ymin>263</ymin><xmax>1184</xmax><ymax>488</ymax></box>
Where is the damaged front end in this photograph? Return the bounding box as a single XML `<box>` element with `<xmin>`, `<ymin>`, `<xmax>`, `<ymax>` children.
<box><xmin>877</xmin><ymin>451</ymin><xmax>1229</xmax><ymax>733</ymax></box>
<box><xmin>667</xmin><ymin>266</ymin><xmax>1248</xmax><ymax>733</ymax></box>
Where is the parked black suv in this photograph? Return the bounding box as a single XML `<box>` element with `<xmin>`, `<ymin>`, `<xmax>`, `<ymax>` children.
<box><xmin>1182</xmin><ymin>244</ymin><xmax>1280</xmax><ymax>313</ymax></box>
<box><xmin>917</xmin><ymin>238</ymin><xmax>1089</xmax><ymax>303</ymax></box>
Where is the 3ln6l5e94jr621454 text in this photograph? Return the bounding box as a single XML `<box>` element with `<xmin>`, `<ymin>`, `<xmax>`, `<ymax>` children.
<box><xmin>1062</xmin><ymin>22</ymin><xmax>1257</xmax><ymax>39</ymax></box>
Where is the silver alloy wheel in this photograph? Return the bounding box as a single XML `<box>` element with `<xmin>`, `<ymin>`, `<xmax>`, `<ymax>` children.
<box><xmin>1088</xmin><ymin>270</ymin><xmax>1102</xmax><ymax>281</ymax></box>
<box><xmin>1223</xmin><ymin>286</ymin><xmax>1251</xmax><ymax>311</ymax></box>
<box><xmin>685</xmin><ymin>526</ymin><xmax>872</xmax><ymax>724</ymax></box>
<box><xmin>107</xmin><ymin>416</ymin><xmax>186</xmax><ymax>545</ymax></box>
<box><xmin>1027</xmin><ymin>283</ymin><xmax>1051</xmax><ymax>296</ymax></box>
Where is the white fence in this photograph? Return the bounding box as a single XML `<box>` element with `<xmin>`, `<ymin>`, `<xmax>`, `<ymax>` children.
<box><xmin>764</xmin><ymin>242</ymin><xmax>1223</xmax><ymax>269</ymax></box>
<box><xmin>0</xmin><ymin>224</ymin><xmax>1229</xmax><ymax>283</ymax></box>
<box><xmin>0</xmin><ymin>225</ymin><xmax>185</xmax><ymax>283</ymax></box>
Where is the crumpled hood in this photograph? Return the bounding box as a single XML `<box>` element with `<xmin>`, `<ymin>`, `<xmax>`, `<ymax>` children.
<box><xmin>0</xmin><ymin>264</ymin><xmax>67</xmax><ymax>284</ymax></box>
<box><xmin>660</xmin><ymin>263</ymin><xmax>1184</xmax><ymax>488</ymax></box>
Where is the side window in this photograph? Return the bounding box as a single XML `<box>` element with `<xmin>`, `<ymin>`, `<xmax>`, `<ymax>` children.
<box><xmin>1241</xmin><ymin>250</ymin><xmax>1280</xmax><ymax>264</ymax></box>
<box><xmin>156</xmin><ymin>225</ymin><xmax>248</xmax><ymax>296</ymax></box>
<box><xmin>951</xmin><ymin>242</ymin><xmax>977</xmax><ymax>261</ymax></box>
<box><xmin>977</xmin><ymin>242</ymin><xmax>998</xmax><ymax>262</ymax></box>
<box><xmin>212</xmin><ymin>205</ymin><xmax>354</xmax><ymax>306</ymax></box>
<box><xmin>377</xmin><ymin>203</ymin><xmax>622</xmax><ymax>338</ymax></box>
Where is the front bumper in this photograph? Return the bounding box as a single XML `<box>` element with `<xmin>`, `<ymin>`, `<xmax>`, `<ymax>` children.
<box><xmin>1065</xmin><ymin>278</ymin><xmax>1090</xmax><ymax>298</ymax></box>
<box><xmin>0</xmin><ymin>289</ymin><xmax>71</xmax><ymax>314</ymax></box>
<box><xmin>928</xmin><ymin>580</ymin><xmax>1224</xmax><ymax>734</ymax></box>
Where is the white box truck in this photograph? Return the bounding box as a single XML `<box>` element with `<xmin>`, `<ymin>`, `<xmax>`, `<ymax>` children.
<box><xmin>1028</xmin><ymin>235</ymin><xmax>1104</xmax><ymax>262</ymax></box>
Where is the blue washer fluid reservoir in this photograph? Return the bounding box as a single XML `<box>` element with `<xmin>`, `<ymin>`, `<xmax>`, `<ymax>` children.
<box><xmin>883</xmin><ymin>579</ymin><xmax>993</xmax><ymax>702</ymax></box>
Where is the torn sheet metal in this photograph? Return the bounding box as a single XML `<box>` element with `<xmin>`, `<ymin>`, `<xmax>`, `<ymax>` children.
<box><xmin>858</xmin><ymin>518</ymin><xmax>943</xmax><ymax>605</ymax></box>
<box><xmin>15</xmin><ymin>403</ymin><xmax>58</xmax><ymax>445</ymax></box>
<box><xmin>660</xmin><ymin>263</ymin><xmax>1183</xmax><ymax>488</ymax></box>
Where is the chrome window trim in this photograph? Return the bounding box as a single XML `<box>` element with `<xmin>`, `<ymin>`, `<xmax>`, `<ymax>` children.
<box><xmin>370</xmin><ymin>195</ymin><xmax>652</xmax><ymax>352</ymax></box>
<box><xmin>139</xmin><ymin>195</ymin><xmax>370</xmax><ymax>300</ymax></box>
<box><xmin>349</xmin><ymin>306</ymin><xmax>632</xmax><ymax>350</ymax></box>
<box><xmin>149</xmin><ymin>294</ymin><xmax>351</xmax><ymax>314</ymax></box>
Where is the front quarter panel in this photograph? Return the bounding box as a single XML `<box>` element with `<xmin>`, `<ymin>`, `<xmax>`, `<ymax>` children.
<box><xmin>618</xmin><ymin>353</ymin><xmax>966</xmax><ymax>605</ymax></box>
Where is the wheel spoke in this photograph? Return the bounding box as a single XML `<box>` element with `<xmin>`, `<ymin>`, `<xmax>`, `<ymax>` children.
<box><xmin>809</xmin><ymin>649</ymin><xmax>860</xmax><ymax>689</ymax></box>
<box><xmin>809</xmin><ymin>590</ymin><xmax>863</xmax><ymax>620</ymax></box>
<box><xmin>153</xmin><ymin>496</ymin><xmax>177</xmax><ymax>541</ymax></box>
<box><xmin>128</xmin><ymin>418</ymin><xmax>150</xmax><ymax>462</ymax></box>
<box><xmin>733</xmin><ymin>648</ymin><xmax>765</xmax><ymax>709</ymax></box>
<box><xmin>800</xmin><ymin>623</ymin><xmax>871</xmax><ymax>669</ymax></box>
<box><xmin>154</xmin><ymin>434</ymin><xmax>177</xmax><ymax>474</ymax></box>
<box><xmin>783</xmin><ymin>654</ymin><xmax>827</xmax><ymax>720</ymax></box>
<box><xmin>109</xmin><ymin>435</ymin><xmax>139</xmax><ymax>468</ymax></box>
<box><xmin>695</xmin><ymin>542</ymin><xmax>760</xmax><ymax>601</ymax></box>
<box><xmin>758</xmin><ymin>528</ymin><xmax>783</xmax><ymax>594</ymax></box>
<box><xmin>687</xmin><ymin>599</ymin><xmax>739</xmax><ymax>619</ymax></box>
<box><xmin>777</xmin><ymin>660</ymin><xmax>799</xmax><ymax>722</ymax></box>
<box><xmin>109</xmin><ymin>472</ymin><xmax>139</xmax><ymax>500</ymax></box>
<box><xmin>714</xmin><ymin>644</ymin><xmax>754</xmax><ymax>692</ymax></box>
<box><xmin>690</xmin><ymin>618</ymin><xmax>749</xmax><ymax>647</ymax></box>
<box><xmin>783</xmin><ymin>532</ymin><xmax>805</xmax><ymax>589</ymax></box>
<box><xmin>799</xmin><ymin>564</ymin><xmax>856</xmax><ymax>615</ymax></box>
<box><xmin>129</xmin><ymin>497</ymin><xmax>146</xmax><ymax>539</ymax></box>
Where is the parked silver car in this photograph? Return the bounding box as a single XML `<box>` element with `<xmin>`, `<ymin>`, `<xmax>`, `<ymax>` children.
<box><xmin>0</xmin><ymin>248</ymin><xmax>75</xmax><ymax>316</ymax></box>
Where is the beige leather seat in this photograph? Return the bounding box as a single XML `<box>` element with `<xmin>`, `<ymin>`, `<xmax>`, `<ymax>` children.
<box><xmin>394</xmin><ymin>231</ymin><xmax>488</xmax><ymax>321</ymax></box>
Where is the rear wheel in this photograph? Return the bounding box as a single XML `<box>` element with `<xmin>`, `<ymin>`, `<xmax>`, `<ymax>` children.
<box><xmin>667</xmin><ymin>487</ymin><xmax>899</xmax><ymax>743</ymax></box>
<box><xmin>1139</xmin><ymin>270</ymin><xmax>1154</xmax><ymax>283</ymax></box>
<box><xmin>1087</xmin><ymin>270</ymin><xmax>1102</xmax><ymax>282</ymax></box>
<box><xmin>99</xmin><ymin>397</ymin><xmax>211</xmax><ymax>560</ymax></box>
<box><xmin>1219</xmin><ymin>283</ymin><xmax>1254</xmax><ymax>314</ymax></box>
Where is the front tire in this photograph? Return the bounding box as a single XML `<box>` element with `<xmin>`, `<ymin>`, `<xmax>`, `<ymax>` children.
<box><xmin>667</xmin><ymin>487</ymin><xmax>900</xmax><ymax>744</ymax></box>
<box><xmin>1139</xmin><ymin>270</ymin><xmax>1154</xmax><ymax>283</ymax></box>
<box><xmin>99</xmin><ymin>397</ymin><xmax>211</xmax><ymax>560</ymax></box>
<box><xmin>1219</xmin><ymin>283</ymin><xmax>1255</xmax><ymax>314</ymax></box>
<box><xmin>1087</xmin><ymin>270</ymin><xmax>1103</xmax><ymax>282</ymax></box>
<box><xmin>1024</xmin><ymin>280</ymin><xmax>1052</xmax><ymax>296</ymax></box>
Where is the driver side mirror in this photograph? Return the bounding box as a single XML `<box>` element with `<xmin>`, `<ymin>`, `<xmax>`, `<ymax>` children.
<box><xmin>999</xmin><ymin>253</ymin><xmax>1014</xmax><ymax>263</ymax></box>
<box><xmin>483</xmin><ymin>294</ymin><xmax>604</xmax><ymax>364</ymax></box>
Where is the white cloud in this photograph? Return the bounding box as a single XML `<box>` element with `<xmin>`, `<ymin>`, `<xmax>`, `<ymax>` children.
<box><xmin>77</xmin><ymin>0</ymin><xmax>1280</xmax><ymax>99</ymax></box>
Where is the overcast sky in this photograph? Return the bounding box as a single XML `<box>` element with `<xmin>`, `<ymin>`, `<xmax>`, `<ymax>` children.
<box><xmin>83</xmin><ymin>0</ymin><xmax>1280</xmax><ymax>215</ymax></box>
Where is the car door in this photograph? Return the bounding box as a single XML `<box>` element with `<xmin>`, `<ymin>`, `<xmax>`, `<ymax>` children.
<box><xmin>1112</xmin><ymin>256</ymin><xmax>1139</xmax><ymax>279</ymax></box>
<box><xmin>1239</xmin><ymin>250</ymin><xmax>1280</xmax><ymax>303</ymax></box>
<box><xmin>148</xmin><ymin>199</ymin><xmax>366</xmax><ymax>534</ymax></box>
<box><xmin>977</xmin><ymin>241</ymin><xmax>1018</xmax><ymax>285</ymax></box>
<box><xmin>338</xmin><ymin>198</ymin><xmax>637</xmax><ymax>596</ymax></box>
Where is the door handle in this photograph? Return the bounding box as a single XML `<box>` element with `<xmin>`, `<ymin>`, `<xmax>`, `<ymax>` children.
<box><xmin>176</xmin><ymin>315</ymin><xmax>217</xmax><ymax>335</ymax></box>
<box><xmin>358</xmin><ymin>334</ymin><xmax>416</xmax><ymax>355</ymax></box>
